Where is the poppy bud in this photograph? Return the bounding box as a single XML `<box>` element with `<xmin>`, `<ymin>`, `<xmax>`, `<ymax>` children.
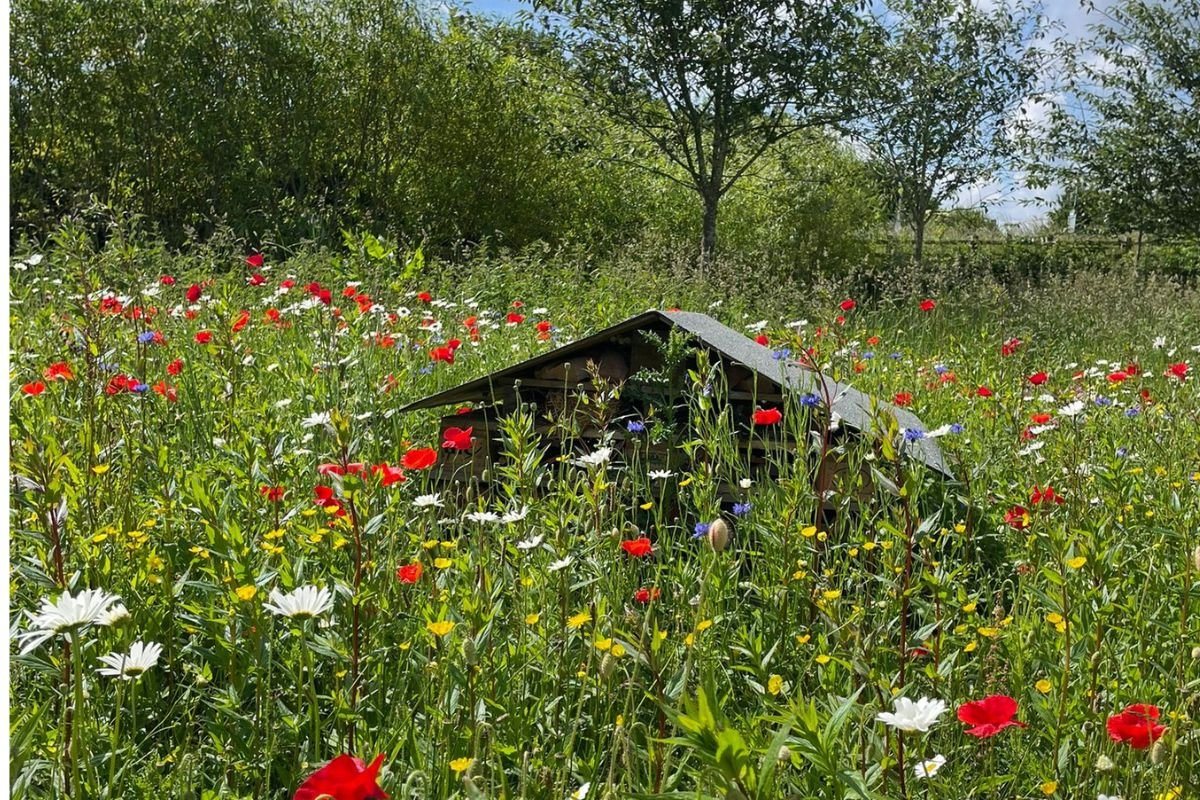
<box><xmin>462</xmin><ymin>635</ymin><xmax>477</xmax><ymax>665</ymax></box>
<box><xmin>599</xmin><ymin>653</ymin><xmax>616</xmax><ymax>681</ymax></box>
<box><xmin>1150</xmin><ymin>740</ymin><xmax>1166</xmax><ymax>765</ymax></box>
<box><xmin>708</xmin><ymin>518</ymin><xmax>730</xmax><ymax>552</ymax></box>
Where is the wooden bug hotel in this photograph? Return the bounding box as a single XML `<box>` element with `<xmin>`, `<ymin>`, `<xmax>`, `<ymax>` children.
<box><xmin>399</xmin><ymin>310</ymin><xmax>952</xmax><ymax>506</ymax></box>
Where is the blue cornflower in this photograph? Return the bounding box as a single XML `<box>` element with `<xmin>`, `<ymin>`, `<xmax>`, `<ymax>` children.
<box><xmin>799</xmin><ymin>393</ymin><xmax>821</xmax><ymax>408</ymax></box>
<box><xmin>771</xmin><ymin>348</ymin><xmax>791</xmax><ymax>361</ymax></box>
<box><xmin>732</xmin><ymin>502</ymin><xmax>751</xmax><ymax>517</ymax></box>
<box><xmin>703</xmin><ymin>383</ymin><xmax>713</xmax><ymax>397</ymax></box>
<box><xmin>131</xmin><ymin>383</ymin><xmax>150</xmax><ymax>393</ymax></box>
<box><xmin>903</xmin><ymin>428</ymin><xmax>926</xmax><ymax>442</ymax></box>
<box><xmin>889</xmin><ymin>352</ymin><xmax>903</xmax><ymax>360</ymax></box>
<box><xmin>419</xmin><ymin>364</ymin><xmax>434</xmax><ymax>375</ymax></box>
<box><xmin>1094</xmin><ymin>396</ymin><xmax>1113</xmax><ymax>407</ymax></box>
<box><xmin>949</xmin><ymin>422</ymin><xmax>964</xmax><ymax>434</ymax></box>
<box><xmin>1125</xmin><ymin>407</ymin><xmax>1140</xmax><ymax>417</ymax></box>
<box><xmin>1115</xmin><ymin>447</ymin><xmax>1129</xmax><ymax>458</ymax></box>
<box><xmin>933</xmin><ymin>364</ymin><xmax>949</xmax><ymax>375</ymax></box>
<box><xmin>137</xmin><ymin>331</ymin><xmax>156</xmax><ymax>344</ymax></box>
<box><xmin>861</xmin><ymin>351</ymin><xmax>875</xmax><ymax>360</ymax></box>
<box><xmin>693</xmin><ymin>522</ymin><xmax>710</xmax><ymax>539</ymax></box>
<box><xmin>627</xmin><ymin>420</ymin><xmax>646</xmax><ymax>433</ymax></box>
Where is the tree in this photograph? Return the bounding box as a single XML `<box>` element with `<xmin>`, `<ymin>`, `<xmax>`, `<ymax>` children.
<box><xmin>845</xmin><ymin>0</ymin><xmax>1042</xmax><ymax>261</ymax></box>
<box><xmin>532</xmin><ymin>0</ymin><xmax>873</xmax><ymax>267</ymax></box>
<box><xmin>1031</xmin><ymin>0</ymin><xmax>1200</xmax><ymax>237</ymax></box>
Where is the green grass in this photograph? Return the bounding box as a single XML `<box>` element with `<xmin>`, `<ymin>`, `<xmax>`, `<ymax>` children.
<box><xmin>8</xmin><ymin>237</ymin><xmax>1200</xmax><ymax>799</ymax></box>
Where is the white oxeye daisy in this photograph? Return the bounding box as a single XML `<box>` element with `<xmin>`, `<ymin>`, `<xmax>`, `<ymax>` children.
<box><xmin>414</xmin><ymin>493</ymin><xmax>444</xmax><ymax>509</ymax></box>
<box><xmin>516</xmin><ymin>534</ymin><xmax>545</xmax><ymax>551</ymax></box>
<box><xmin>263</xmin><ymin>585</ymin><xmax>334</xmax><ymax>620</ymax></box>
<box><xmin>876</xmin><ymin>697</ymin><xmax>947</xmax><ymax>733</ymax></box>
<box><xmin>573</xmin><ymin>447</ymin><xmax>612</xmax><ymax>467</ymax></box>
<box><xmin>913</xmin><ymin>754</ymin><xmax>946</xmax><ymax>778</ymax></box>
<box><xmin>466</xmin><ymin>510</ymin><xmax>500</xmax><ymax>524</ymax></box>
<box><xmin>501</xmin><ymin>506</ymin><xmax>530</xmax><ymax>524</ymax></box>
<box><xmin>548</xmin><ymin>556</ymin><xmax>574</xmax><ymax>572</ymax></box>
<box><xmin>97</xmin><ymin>640</ymin><xmax>163</xmax><ymax>680</ymax></box>
<box><xmin>17</xmin><ymin>588</ymin><xmax>122</xmax><ymax>654</ymax></box>
<box><xmin>99</xmin><ymin>603</ymin><xmax>131</xmax><ymax>626</ymax></box>
<box><xmin>739</xmin><ymin>478</ymin><xmax>753</xmax><ymax>489</ymax></box>
<box><xmin>301</xmin><ymin>411</ymin><xmax>332</xmax><ymax>428</ymax></box>
<box><xmin>569</xmin><ymin>782</ymin><xmax>591</xmax><ymax>799</ymax></box>
<box><xmin>1059</xmin><ymin>400</ymin><xmax>1086</xmax><ymax>417</ymax></box>
<box><xmin>648</xmin><ymin>470</ymin><xmax>674</xmax><ymax>480</ymax></box>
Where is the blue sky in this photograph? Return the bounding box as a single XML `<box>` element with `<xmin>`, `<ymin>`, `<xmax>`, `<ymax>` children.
<box><xmin>452</xmin><ymin>0</ymin><xmax>1114</xmax><ymax>226</ymax></box>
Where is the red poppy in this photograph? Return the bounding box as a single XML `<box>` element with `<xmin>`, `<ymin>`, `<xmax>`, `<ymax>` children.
<box><xmin>755</xmin><ymin>334</ymin><xmax>769</xmax><ymax>346</ymax></box>
<box><xmin>867</xmin><ymin>335</ymin><xmax>880</xmax><ymax>346</ymax></box>
<box><xmin>1001</xmin><ymin>337</ymin><xmax>1022</xmax><ymax>356</ymax></box>
<box><xmin>152</xmin><ymin>381</ymin><xmax>178</xmax><ymax>402</ymax></box>
<box><xmin>441</xmin><ymin>427</ymin><xmax>473</xmax><ymax>451</ymax></box>
<box><xmin>1166</xmin><ymin>362</ymin><xmax>1189</xmax><ymax>380</ymax></box>
<box><xmin>260</xmin><ymin>486</ymin><xmax>285</xmax><ymax>502</ymax></box>
<box><xmin>1107</xmin><ymin>704</ymin><xmax>1166</xmax><ymax>749</ymax></box>
<box><xmin>1030</xmin><ymin>413</ymin><xmax>1052</xmax><ymax>425</ymax></box>
<box><xmin>195</xmin><ymin>331</ymin><xmax>212</xmax><ymax>344</ymax></box>
<box><xmin>839</xmin><ymin>299</ymin><xmax>856</xmax><ymax>311</ymax></box>
<box><xmin>186</xmin><ymin>284</ymin><xmax>202</xmax><ymax>303</ymax></box>
<box><xmin>400</xmin><ymin>448</ymin><xmax>437</xmax><ymax>470</ymax></box>
<box><xmin>293</xmin><ymin>753</ymin><xmax>388</xmax><ymax>800</ymax></box>
<box><xmin>106</xmin><ymin>374</ymin><xmax>133</xmax><ymax>395</ymax></box>
<box><xmin>919</xmin><ymin>299</ymin><xmax>936</xmax><ymax>312</ymax></box>
<box><xmin>248</xmin><ymin>273</ymin><xmax>266</xmax><ymax>286</ymax></box>
<box><xmin>417</xmin><ymin>291</ymin><xmax>432</xmax><ymax>303</ymax></box>
<box><xmin>753</xmin><ymin>408</ymin><xmax>782</xmax><ymax>426</ymax></box>
<box><xmin>634</xmin><ymin>587</ymin><xmax>661</xmax><ymax>604</ymax></box>
<box><xmin>893</xmin><ymin>392</ymin><xmax>913</xmax><ymax>407</ymax></box>
<box><xmin>1030</xmin><ymin>485</ymin><xmax>1064</xmax><ymax>506</ymax></box>
<box><xmin>536</xmin><ymin>320</ymin><xmax>553</xmax><ymax>334</ymax></box>
<box><xmin>232</xmin><ymin>310</ymin><xmax>250</xmax><ymax>333</ymax></box>
<box><xmin>167</xmin><ymin>358</ymin><xmax>184</xmax><ymax>376</ymax></box>
<box><xmin>160</xmin><ymin>275</ymin><xmax>176</xmax><ymax>286</ymax></box>
<box><xmin>957</xmin><ymin>695</ymin><xmax>1025</xmax><ymax>738</ymax></box>
<box><xmin>246</xmin><ymin>253</ymin><xmax>264</xmax><ymax>268</ymax></box>
<box><xmin>313</xmin><ymin>485</ymin><xmax>346</xmax><ymax>516</ymax></box>
<box><xmin>372</xmin><ymin>463</ymin><xmax>406</xmax><ymax>487</ymax></box>
<box><xmin>1028</xmin><ymin>372</ymin><xmax>1049</xmax><ymax>386</ymax></box>
<box><xmin>1004</xmin><ymin>506</ymin><xmax>1031</xmax><ymax>530</ymax></box>
<box><xmin>976</xmin><ymin>385</ymin><xmax>993</xmax><ymax>398</ymax></box>
<box><xmin>430</xmin><ymin>347</ymin><xmax>455</xmax><ymax>365</ymax></box>
<box><xmin>1107</xmin><ymin>370</ymin><xmax>1128</xmax><ymax>383</ymax></box>
<box><xmin>44</xmin><ymin>362</ymin><xmax>75</xmax><ymax>381</ymax></box>
<box><xmin>396</xmin><ymin>563</ymin><xmax>423</xmax><ymax>584</ymax></box>
<box><xmin>621</xmin><ymin>537</ymin><xmax>653</xmax><ymax>557</ymax></box>
<box><xmin>506</xmin><ymin>312</ymin><xmax>525</xmax><ymax>325</ymax></box>
<box><xmin>22</xmin><ymin>381</ymin><xmax>46</xmax><ymax>396</ymax></box>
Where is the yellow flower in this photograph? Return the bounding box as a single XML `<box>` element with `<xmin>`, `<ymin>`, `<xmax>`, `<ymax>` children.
<box><xmin>594</xmin><ymin>638</ymin><xmax>613</xmax><ymax>652</ymax></box>
<box><xmin>610</xmin><ymin>643</ymin><xmax>626</xmax><ymax>658</ymax></box>
<box><xmin>848</xmin><ymin>547</ymin><xmax>859</xmax><ymax>557</ymax></box>
<box><xmin>399</xmin><ymin>641</ymin><xmax>411</xmax><ymax>651</ymax></box>
<box><xmin>1045</xmin><ymin>612</ymin><xmax>1064</xmax><ymax>624</ymax></box>
<box><xmin>427</xmin><ymin>620</ymin><xmax>455</xmax><ymax>637</ymax></box>
<box><xmin>964</xmin><ymin>641</ymin><xmax>978</xmax><ymax>653</ymax></box>
<box><xmin>521</xmin><ymin>576</ymin><xmax>534</xmax><ymax>588</ymax></box>
<box><xmin>815</xmin><ymin>654</ymin><xmax>831</xmax><ymax>665</ymax></box>
<box><xmin>795</xmin><ymin>634</ymin><xmax>811</xmax><ymax>645</ymax></box>
<box><xmin>816</xmin><ymin>531</ymin><xmax>827</xmax><ymax>542</ymax></box>
<box><xmin>449</xmin><ymin>757</ymin><xmax>472</xmax><ymax>774</ymax></box>
<box><xmin>1157</xmin><ymin>787</ymin><xmax>1182</xmax><ymax>800</ymax></box>
<box><xmin>767</xmin><ymin>674</ymin><xmax>783</xmax><ymax>695</ymax></box>
<box><xmin>1036</xmin><ymin>679</ymin><xmax>1053</xmax><ymax>694</ymax></box>
<box><xmin>525</xmin><ymin>613</ymin><xmax>540</xmax><ymax>625</ymax></box>
<box><xmin>679</xmin><ymin>476</ymin><xmax>693</xmax><ymax>487</ymax></box>
<box><xmin>92</xmin><ymin>464</ymin><xmax>111</xmax><ymax>475</ymax></box>
<box><xmin>567</xmin><ymin>610</ymin><xmax>592</xmax><ymax>630</ymax></box>
<box><xmin>961</xmin><ymin>602</ymin><xmax>977</xmax><ymax>613</ymax></box>
<box><xmin>422</xmin><ymin>539</ymin><xmax>438</xmax><ymax>550</ymax></box>
<box><xmin>640</xmin><ymin>501</ymin><xmax>653</xmax><ymax>510</ymax></box>
<box><xmin>264</xmin><ymin>528</ymin><xmax>286</xmax><ymax>540</ymax></box>
<box><xmin>954</xmin><ymin>523</ymin><xmax>966</xmax><ymax>533</ymax></box>
<box><xmin>1039</xmin><ymin>780</ymin><xmax>1057</xmax><ymax>795</ymax></box>
<box><xmin>615</xmin><ymin>714</ymin><xmax>625</xmax><ymax>727</ymax></box>
<box><xmin>862</xmin><ymin>541</ymin><xmax>877</xmax><ymax>551</ymax></box>
<box><xmin>822</xmin><ymin>589</ymin><xmax>842</xmax><ymax>601</ymax></box>
<box><xmin>235</xmin><ymin>585</ymin><xmax>257</xmax><ymax>601</ymax></box>
<box><xmin>1066</xmin><ymin>556</ymin><xmax>1087</xmax><ymax>569</ymax></box>
<box><xmin>801</xmin><ymin>525</ymin><xmax>817</xmax><ymax>538</ymax></box>
<box><xmin>434</xmin><ymin>557</ymin><xmax>453</xmax><ymax>569</ymax></box>
<box><xmin>684</xmin><ymin>633</ymin><xmax>696</xmax><ymax>647</ymax></box>
<box><xmin>147</xmin><ymin>553</ymin><xmax>164</xmax><ymax>571</ymax></box>
<box><xmin>977</xmin><ymin>626</ymin><xmax>1000</xmax><ymax>638</ymax></box>
<box><xmin>439</xmin><ymin>540</ymin><xmax>456</xmax><ymax>549</ymax></box>
<box><xmin>695</xmin><ymin>619</ymin><xmax>714</xmax><ymax>632</ymax></box>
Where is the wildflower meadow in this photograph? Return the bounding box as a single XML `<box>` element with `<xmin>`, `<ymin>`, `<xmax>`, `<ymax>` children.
<box><xmin>7</xmin><ymin>236</ymin><xmax>1199</xmax><ymax>800</ymax></box>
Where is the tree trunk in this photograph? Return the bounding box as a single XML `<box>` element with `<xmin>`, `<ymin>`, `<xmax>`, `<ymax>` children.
<box><xmin>913</xmin><ymin>218</ymin><xmax>925</xmax><ymax>264</ymax></box>
<box><xmin>700</xmin><ymin>192</ymin><xmax>719</xmax><ymax>275</ymax></box>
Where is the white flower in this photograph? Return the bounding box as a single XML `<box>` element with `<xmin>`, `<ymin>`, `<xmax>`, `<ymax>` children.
<box><xmin>569</xmin><ymin>782</ymin><xmax>591</xmax><ymax>799</ymax></box>
<box><xmin>301</xmin><ymin>411</ymin><xmax>331</xmax><ymax>428</ymax></box>
<box><xmin>516</xmin><ymin>534</ymin><xmax>545</xmax><ymax>551</ymax></box>
<box><xmin>649</xmin><ymin>470</ymin><xmax>674</xmax><ymax>480</ymax></box>
<box><xmin>1018</xmin><ymin>441</ymin><xmax>1046</xmax><ymax>457</ymax></box>
<box><xmin>739</xmin><ymin>478</ymin><xmax>753</xmax><ymax>489</ymax></box>
<box><xmin>100</xmin><ymin>603</ymin><xmax>131</xmax><ymax>626</ymax></box>
<box><xmin>1058</xmin><ymin>400</ymin><xmax>1085</xmax><ymax>417</ymax></box>
<box><xmin>876</xmin><ymin>697</ymin><xmax>947</xmax><ymax>733</ymax></box>
<box><xmin>573</xmin><ymin>447</ymin><xmax>612</xmax><ymax>467</ymax></box>
<box><xmin>97</xmin><ymin>640</ymin><xmax>163</xmax><ymax>680</ymax></box>
<box><xmin>501</xmin><ymin>505</ymin><xmax>530</xmax><ymax>524</ymax></box>
<box><xmin>465</xmin><ymin>510</ymin><xmax>500</xmax><ymax>524</ymax></box>
<box><xmin>263</xmin><ymin>585</ymin><xmax>334</xmax><ymax>620</ymax></box>
<box><xmin>913</xmin><ymin>754</ymin><xmax>945</xmax><ymax>779</ymax></box>
<box><xmin>1095</xmin><ymin>754</ymin><xmax>1114</xmax><ymax>771</ymax></box>
<box><xmin>413</xmin><ymin>493</ymin><xmax>444</xmax><ymax>509</ymax></box>
<box><xmin>548</xmin><ymin>556</ymin><xmax>574</xmax><ymax>572</ymax></box>
<box><xmin>18</xmin><ymin>588</ymin><xmax>123</xmax><ymax>654</ymax></box>
<box><xmin>28</xmin><ymin>253</ymin><xmax>44</xmax><ymax>265</ymax></box>
<box><xmin>1098</xmin><ymin>795</ymin><xmax>1122</xmax><ymax>800</ymax></box>
<box><xmin>1153</xmin><ymin>336</ymin><xmax>1167</xmax><ymax>349</ymax></box>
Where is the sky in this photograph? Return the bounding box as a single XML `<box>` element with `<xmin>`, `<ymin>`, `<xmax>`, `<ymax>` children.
<box><xmin>451</xmin><ymin>0</ymin><xmax>1116</xmax><ymax>226</ymax></box>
